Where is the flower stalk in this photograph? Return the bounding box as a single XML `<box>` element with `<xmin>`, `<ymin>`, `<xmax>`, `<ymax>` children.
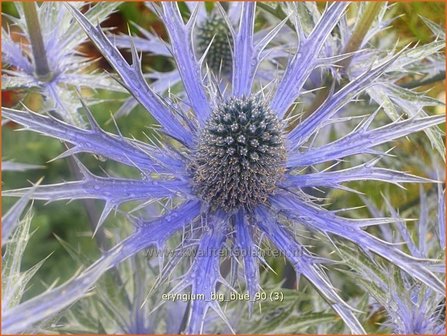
<box><xmin>304</xmin><ymin>2</ymin><xmax>383</xmax><ymax>119</ymax></box>
<box><xmin>339</xmin><ymin>2</ymin><xmax>383</xmax><ymax>69</ymax></box>
<box><xmin>22</xmin><ymin>2</ymin><xmax>52</xmax><ymax>81</ymax></box>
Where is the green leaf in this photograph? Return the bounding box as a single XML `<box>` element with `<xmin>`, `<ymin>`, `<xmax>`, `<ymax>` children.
<box><xmin>2</xmin><ymin>207</ymin><xmax>49</xmax><ymax>310</ymax></box>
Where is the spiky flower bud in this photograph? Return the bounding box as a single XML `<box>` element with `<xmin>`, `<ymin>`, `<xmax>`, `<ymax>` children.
<box><xmin>191</xmin><ymin>95</ymin><xmax>286</xmax><ymax>212</ymax></box>
<box><xmin>197</xmin><ymin>15</ymin><xmax>233</xmax><ymax>74</ymax></box>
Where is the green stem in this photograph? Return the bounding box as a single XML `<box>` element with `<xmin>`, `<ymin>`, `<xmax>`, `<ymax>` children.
<box><xmin>400</xmin><ymin>71</ymin><xmax>446</xmax><ymax>89</ymax></box>
<box><xmin>22</xmin><ymin>2</ymin><xmax>52</xmax><ymax>81</ymax></box>
<box><xmin>339</xmin><ymin>2</ymin><xmax>383</xmax><ymax>69</ymax></box>
<box><xmin>304</xmin><ymin>3</ymin><xmax>382</xmax><ymax>118</ymax></box>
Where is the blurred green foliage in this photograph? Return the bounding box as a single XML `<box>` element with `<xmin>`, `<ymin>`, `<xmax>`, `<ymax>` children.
<box><xmin>392</xmin><ymin>1</ymin><xmax>445</xmax><ymax>43</ymax></box>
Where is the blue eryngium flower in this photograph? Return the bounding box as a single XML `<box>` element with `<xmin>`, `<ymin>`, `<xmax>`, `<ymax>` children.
<box><xmin>1</xmin><ymin>2</ymin><xmax>121</xmax><ymax>124</ymax></box>
<box><xmin>111</xmin><ymin>1</ymin><xmax>291</xmax><ymax>118</ymax></box>
<box><xmin>353</xmin><ymin>187</ymin><xmax>446</xmax><ymax>334</ymax></box>
<box><xmin>2</xmin><ymin>2</ymin><xmax>445</xmax><ymax>334</ymax></box>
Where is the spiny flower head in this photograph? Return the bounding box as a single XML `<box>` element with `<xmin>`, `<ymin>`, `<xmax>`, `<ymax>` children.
<box><xmin>2</xmin><ymin>2</ymin><xmax>445</xmax><ymax>335</ymax></box>
<box><xmin>1</xmin><ymin>2</ymin><xmax>120</xmax><ymax>123</ymax></box>
<box><xmin>110</xmin><ymin>2</ymin><xmax>293</xmax><ymax>118</ymax></box>
<box><xmin>346</xmin><ymin>188</ymin><xmax>446</xmax><ymax>334</ymax></box>
<box><xmin>196</xmin><ymin>14</ymin><xmax>233</xmax><ymax>74</ymax></box>
<box><xmin>191</xmin><ymin>95</ymin><xmax>286</xmax><ymax>211</ymax></box>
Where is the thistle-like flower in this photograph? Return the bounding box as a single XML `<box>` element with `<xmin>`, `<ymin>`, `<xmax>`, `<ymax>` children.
<box><xmin>343</xmin><ymin>187</ymin><xmax>446</xmax><ymax>334</ymax></box>
<box><xmin>2</xmin><ymin>2</ymin><xmax>445</xmax><ymax>334</ymax></box>
<box><xmin>1</xmin><ymin>2</ymin><xmax>120</xmax><ymax>124</ymax></box>
<box><xmin>111</xmin><ymin>2</ymin><xmax>291</xmax><ymax>118</ymax></box>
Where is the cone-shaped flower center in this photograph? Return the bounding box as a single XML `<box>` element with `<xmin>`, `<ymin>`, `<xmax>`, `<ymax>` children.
<box><xmin>197</xmin><ymin>15</ymin><xmax>233</xmax><ymax>74</ymax></box>
<box><xmin>191</xmin><ymin>96</ymin><xmax>286</xmax><ymax>212</ymax></box>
